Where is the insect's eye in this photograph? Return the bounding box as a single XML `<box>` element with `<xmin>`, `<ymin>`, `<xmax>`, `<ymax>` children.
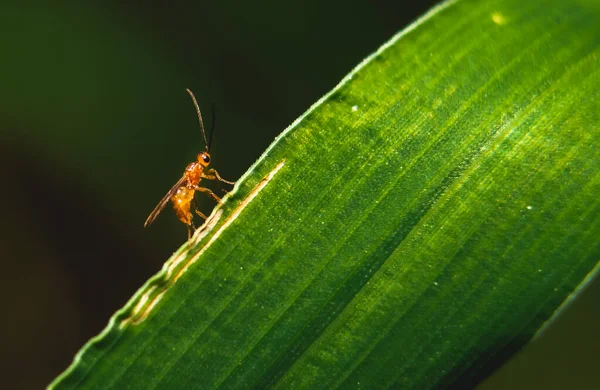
<box><xmin>202</xmin><ymin>153</ymin><xmax>210</xmax><ymax>163</ymax></box>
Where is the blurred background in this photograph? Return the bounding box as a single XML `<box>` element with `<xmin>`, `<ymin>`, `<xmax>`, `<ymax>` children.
<box><xmin>0</xmin><ymin>1</ymin><xmax>597</xmax><ymax>389</ymax></box>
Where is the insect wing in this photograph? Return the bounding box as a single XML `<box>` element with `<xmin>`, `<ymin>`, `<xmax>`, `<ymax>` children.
<box><xmin>144</xmin><ymin>175</ymin><xmax>187</xmax><ymax>227</ymax></box>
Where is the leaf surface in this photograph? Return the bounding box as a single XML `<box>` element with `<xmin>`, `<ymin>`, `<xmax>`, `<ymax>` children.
<box><xmin>51</xmin><ymin>0</ymin><xmax>600</xmax><ymax>388</ymax></box>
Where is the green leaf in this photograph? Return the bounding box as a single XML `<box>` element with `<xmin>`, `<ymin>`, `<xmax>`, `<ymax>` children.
<box><xmin>50</xmin><ymin>0</ymin><xmax>600</xmax><ymax>388</ymax></box>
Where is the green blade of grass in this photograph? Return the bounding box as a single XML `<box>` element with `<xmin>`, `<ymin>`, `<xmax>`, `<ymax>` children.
<box><xmin>50</xmin><ymin>0</ymin><xmax>600</xmax><ymax>388</ymax></box>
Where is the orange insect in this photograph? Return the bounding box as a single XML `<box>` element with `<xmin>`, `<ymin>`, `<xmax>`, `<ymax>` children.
<box><xmin>144</xmin><ymin>89</ymin><xmax>235</xmax><ymax>238</ymax></box>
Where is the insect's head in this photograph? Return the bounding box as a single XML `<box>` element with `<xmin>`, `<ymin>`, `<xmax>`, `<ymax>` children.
<box><xmin>197</xmin><ymin>151</ymin><xmax>211</xmax><ymax>167</ymax></box>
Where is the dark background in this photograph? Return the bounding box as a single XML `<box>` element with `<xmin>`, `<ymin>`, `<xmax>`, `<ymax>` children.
<box><xmin>0</xmin><ymin>1</ymin><xmax>597</xmax><ymax>389</ymax></box>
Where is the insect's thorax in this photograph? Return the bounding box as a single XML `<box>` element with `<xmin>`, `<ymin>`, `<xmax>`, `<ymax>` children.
<box><xmin>184</xmin><ymin>161</ymin><xmax>206</xmax><ymax>187</ymax></box>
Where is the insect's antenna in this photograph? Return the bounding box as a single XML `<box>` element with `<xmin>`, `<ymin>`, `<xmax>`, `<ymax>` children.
<box><xmin>186</xmin><ymin>88</ymin><xmax>209</xmax><ymax>151</ymax></box>
<box><xmin>208</xmin><ymin>103</ymin><xmax>216</xmax><ymax>152</ymax></box>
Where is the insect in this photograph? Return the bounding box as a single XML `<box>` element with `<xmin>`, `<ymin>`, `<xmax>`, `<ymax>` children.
<box><xmin>144</xmin><ymin>89</ymin><xmax>235</xmax><ymax>238</ymax></box>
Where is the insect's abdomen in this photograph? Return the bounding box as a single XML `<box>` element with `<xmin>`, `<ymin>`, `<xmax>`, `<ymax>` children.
<box><xmin>171</xmin><ymin>186</ymin><xmax>194</xmax><ymax>225</ymax></box>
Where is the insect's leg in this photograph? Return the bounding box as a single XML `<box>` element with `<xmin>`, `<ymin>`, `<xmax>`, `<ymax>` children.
<box><xmin>203</xmin><ymin>169</ymin><xmax>235</xmax><ymax>197</ymax></box>
<box><xmin>191</xmin><ymin>198</ymin><xmax>208</xmax><ymax>219</ymax></box>
<box><xmin>195</xmin><ymin>186</ymin><xmax>222</xmax><ymax>203</ymax></box>
<box><xmin>201</xmin><ymin>176</ymin><xmax>233</xmax><ymax>197</ymax></box>
<box><xmin>187</xmin><ymin>216</ymin><xmax>197</xmax><ymax>239</ymax></box>
<box><xmin>203</xmin><ymin>168</ymin><xmax>235</xmax><ymax>185</ymax></box>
